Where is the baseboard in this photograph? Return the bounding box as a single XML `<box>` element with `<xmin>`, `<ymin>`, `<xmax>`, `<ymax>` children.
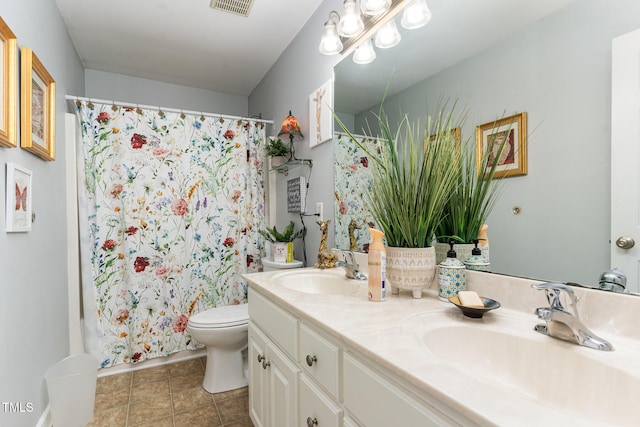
<box><xmin>97</xmin><ymin>348</ymin><xmax>206</xmax><ymax>377</ymax></box>
<box><xmin>35</xmin><ymin>405</ymin><xmax>52</xmax><ymax>427</ymax></box>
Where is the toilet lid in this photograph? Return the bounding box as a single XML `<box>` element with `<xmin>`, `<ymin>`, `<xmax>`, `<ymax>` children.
<box><xmin>188</xmin><ymin>303</ymin><xmax>249</xmax><ymax>328</ymax></box>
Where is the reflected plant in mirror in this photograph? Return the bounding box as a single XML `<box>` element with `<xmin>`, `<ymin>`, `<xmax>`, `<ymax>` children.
<box><xmin>332</xmin><ymin>0</ymin><xmax>640</xmax><ymax>293</ymax></box>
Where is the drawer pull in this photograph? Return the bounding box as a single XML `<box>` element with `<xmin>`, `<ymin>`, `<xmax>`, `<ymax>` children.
<box><xmin>257</xmin><ymin>354</ymin><xmax>264</xmax><ymax>363</ymax></box>
<box><xmin>306</xmin><ymin>355</ymin><xmax>318</xmax><ymax>367</ymax></box>
<box><xmin>262</xmin><ymin>359</ymin><xmax>271</xmax><ymax>369</ymax></box>
<box><xmin>306</xmin><ymin>417</ymin><xmax>318</xmax><ymax>426</ymax></box>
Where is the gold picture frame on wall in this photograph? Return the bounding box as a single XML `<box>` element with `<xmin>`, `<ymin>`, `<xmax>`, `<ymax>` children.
<box><xmin>0</xmin><ymin>17</ymin><xmax>17</xmax><ymax>148</ymax></box>
<box><xmin>476</xmin><ymin>112</ymin><xmax>527</xmax><ymax>178</ymax></box>
<box><xmin>427</xmin><ymin>127</ymin><xmax>461</xmax><ymax>150</ymax></box>
<box><xmin>21</xmin><ymin>47</ymin><xmax>55</xmax><ymax>161</ymax></box>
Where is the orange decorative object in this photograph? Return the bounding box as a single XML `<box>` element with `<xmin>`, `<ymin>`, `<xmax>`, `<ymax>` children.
<box><xmin>278</xmin><ymin>110</ymin><xmax>304</xmax><ymax>160</ymax></box>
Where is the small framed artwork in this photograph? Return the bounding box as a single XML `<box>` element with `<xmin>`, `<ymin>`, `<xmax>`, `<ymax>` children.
<box><xmin>476</xmin><ymin>112</ymin><xmax>527</xmax><ymax>178</ymax></box>
<box><xmin>0</xmin><ymin>17</ymin><xmax>17</xmax><ymax>148</ymax></box>
<box><xmin>427</xmin><ymin>127</ymin><xmax>461</xmax><ymax>150</ymax></box>
<box><xmin>5</xmin><ymin>162</ymin><xmax>33</xmax><ymax>232</ymax></box>
<box><xmin>309</xmin><ymin>79</ymin><xmax>333</xmax><ymax>148</ymax></box>
<box><xmin>21</xmin><ymin>47</ymin><xmax>56</xmax><ymax>161</ymax></box>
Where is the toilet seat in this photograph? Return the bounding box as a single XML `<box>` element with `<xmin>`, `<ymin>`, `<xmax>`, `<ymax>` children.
<box><xmin>188</xmin><ymin>304</ymin><xmax>249</xmax><ymax>329</ymax></box>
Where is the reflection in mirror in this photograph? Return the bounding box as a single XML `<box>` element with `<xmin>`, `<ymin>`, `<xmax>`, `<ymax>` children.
<box><xmin>333</xmin><ymin>0</ymin><xmax>640</xmax><ymax>293</ymax></box>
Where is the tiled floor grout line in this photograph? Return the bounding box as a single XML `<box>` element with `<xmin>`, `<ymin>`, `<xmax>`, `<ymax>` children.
<box><xmin>89</xmin><ymin>356</ymin><xmax>252</xmax><ymax>426</ymax></box>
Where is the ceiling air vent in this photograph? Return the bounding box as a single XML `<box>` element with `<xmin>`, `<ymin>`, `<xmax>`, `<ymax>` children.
<box><xmin>210</xmin><ymin>0</ymin><xmax>255</xmax><ymax>17</ymax></box>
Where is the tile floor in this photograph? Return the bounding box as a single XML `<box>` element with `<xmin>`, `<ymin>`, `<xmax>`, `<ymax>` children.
<box><xmin>88</xmin><ymin>356</ymin><xmax>253</xmax><ymax>427</ymax></box>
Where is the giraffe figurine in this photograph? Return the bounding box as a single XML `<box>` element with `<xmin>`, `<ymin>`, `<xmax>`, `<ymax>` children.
<box><xmin>314</xmin><ymin>220</ymin><xmax>336</xmax><ymax>269</ymax></box>
<box><xmin>348</xmin><ymin>220</ymin><xmax>361</xmax><ymax>252</ymax></box>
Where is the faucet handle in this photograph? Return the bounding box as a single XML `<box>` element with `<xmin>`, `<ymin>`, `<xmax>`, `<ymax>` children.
<box><xmin>333</xmin><ymin>249</ymin><xmax>356</xmax><ymax>265</ymax></box>
<box><xmin>532</xmin><ymin>282</ymin><xmax>579</xmax><ymax>312</ymax></box>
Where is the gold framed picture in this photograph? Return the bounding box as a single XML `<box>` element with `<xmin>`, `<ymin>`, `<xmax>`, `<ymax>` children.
<box><xmin>0</xmin><ymin>17</ymin><xmax>17</xmax><ymax>148</ymax></box>
<box><xmin>427</xmin><ymin>127</ymin><xmax>461</xmax><ymax>150</ymax></box>
<box><xmin>476</xmin><ymin>112</ymin><xmax>527</xmax><ymax>178</ymax></box>
<box><xmin>21</xmin><ymin>47</ymin><xmax>55</xmax><ymax>161</ymax></box>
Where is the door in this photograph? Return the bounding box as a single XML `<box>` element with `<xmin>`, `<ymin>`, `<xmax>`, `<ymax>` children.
<box><xmin>268</xmin><ymin>344</ymin><xmax>299</xmax><ymax>427</ymax></box>
<box><xmin>611</xmin><ymin>28</ymin><xmax>640</xmax><ymax>293</ymax></box>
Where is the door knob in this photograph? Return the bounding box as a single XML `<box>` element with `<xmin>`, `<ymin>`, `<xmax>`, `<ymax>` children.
<box><xmin>616</xmin><ymin>236</ymin><xmax>635</xmax><ymax>249</ymax></box>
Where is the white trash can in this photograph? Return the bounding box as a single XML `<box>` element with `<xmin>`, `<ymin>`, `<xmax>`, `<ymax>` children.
<box><xmin>45</xmin><ymin>354</ymin><xmax>99</xmax><ymax>426</ymax></box>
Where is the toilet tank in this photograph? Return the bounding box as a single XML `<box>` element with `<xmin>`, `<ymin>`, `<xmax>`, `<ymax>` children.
<box><xmin>262</xmin><ymin>258</ymin><xmax>303</xmax><ymax>272</ymax></box>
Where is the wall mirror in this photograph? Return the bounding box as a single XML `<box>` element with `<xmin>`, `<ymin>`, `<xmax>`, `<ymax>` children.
<box><xmin>333</xmin><ymin>0</ymin><xmax>640</xmax><ymax>294</ymax></box>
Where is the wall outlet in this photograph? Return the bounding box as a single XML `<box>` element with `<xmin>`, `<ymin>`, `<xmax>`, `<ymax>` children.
<box><xmin>316</xmin><ymin>202</ymin><xmax>323</xmax><ymax>222</ymax></box>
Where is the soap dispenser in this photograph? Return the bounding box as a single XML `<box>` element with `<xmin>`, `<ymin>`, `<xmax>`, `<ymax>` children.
<box><xmin>464</xmin><ymin>240</ymin><xmax>490</xmax><ymax>272</ymax></box>
<box><xmin>438</xmin><ymin>240</ymin><xmax>466</xmax><ymax>301</ymax></box>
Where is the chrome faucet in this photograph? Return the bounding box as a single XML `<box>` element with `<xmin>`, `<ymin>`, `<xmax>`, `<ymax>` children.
<box><xmin>333</xmin><ymin>249</ymin><xmax>367</xmax><ymax>280</ymax></box>
<box><xmin>532</xmin><ymin>282</ymin><xmax>613</xmax><ymax>351</ymax></box>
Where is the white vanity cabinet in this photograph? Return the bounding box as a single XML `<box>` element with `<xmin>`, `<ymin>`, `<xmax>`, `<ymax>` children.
<box><xmin>248</xmin><ymin>287</ymin><xmax>463</xmax><ymax>427</ymax></box>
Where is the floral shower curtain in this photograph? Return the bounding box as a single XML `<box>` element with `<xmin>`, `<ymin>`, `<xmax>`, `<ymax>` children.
<box><xmin>74</xmin><ymin>101</ymin><xmax>266</xmax><ymax>367</ymax></box>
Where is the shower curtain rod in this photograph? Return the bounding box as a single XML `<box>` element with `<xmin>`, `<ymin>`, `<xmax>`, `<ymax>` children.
<box><xmin>65</xmin><ymin>95</ymin><xmax>274</xmax><ymax>125</ymax></box>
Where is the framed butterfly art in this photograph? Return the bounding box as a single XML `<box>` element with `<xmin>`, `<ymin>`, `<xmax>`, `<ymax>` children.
<box><xmin>5</xmin><ymin>162</ymin><xmax>32</xmax><ymax>232</ymax></box>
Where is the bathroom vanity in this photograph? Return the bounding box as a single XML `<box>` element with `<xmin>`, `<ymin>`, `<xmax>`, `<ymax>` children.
<box><xmin>243</xmin><ymin>268</ymin><xmax>640</xmax><ymax>427</ymax></box>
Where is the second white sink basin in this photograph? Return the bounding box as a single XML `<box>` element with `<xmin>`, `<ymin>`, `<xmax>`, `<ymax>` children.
<box><xmin>274</xmin><ymin>269</ymin><xmax>362</xmax><ymax>295</ymax></box>
<box><xmin>404</xmin><ymin>311</ymin><xmax>640</xmax><ymax>426</ymax></box>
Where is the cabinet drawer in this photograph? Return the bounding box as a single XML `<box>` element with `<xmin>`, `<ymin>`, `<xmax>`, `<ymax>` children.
<box><xmin>249</xmin><ymin>289</ymin><xmax>298</xmax><ymax>359</ymax></box>
<box><xmin>343</xmin><ymin>352</ymin><xmax>456</xmax><ymax>427</ymax></box>
<box><xmin>299</xmin><ymin>323</ymin><xmax>340</xmax><ymax>399</ymax></box>
<box><xmin>299</xmin><ymin>374</ymin><xmax>342</xmax><ymax>427</ymax></box>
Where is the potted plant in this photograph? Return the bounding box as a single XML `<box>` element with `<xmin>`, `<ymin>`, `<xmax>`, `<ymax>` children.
<box><xmin>435</xmin><ymin>120</ymin><xmax>509</xmax><ymax>264</ymax></box>
<box><xmin>259</xmin><ymin>221</ymin><xmax>306</xmax><ymax>263</ymax></box>
<box><xmin>266</xmin><ymin>136</ymin><xmax>290</xmax><ymax>167</ymax></box>
<box><xmin>336</xmin><ymin>106</ymin><xmax>460</xmax><ymax>298</ymax></box>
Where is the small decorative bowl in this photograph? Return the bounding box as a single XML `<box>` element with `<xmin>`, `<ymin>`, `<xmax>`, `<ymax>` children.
<box><xmin>448</xmin><ymin>295</ymin><xmax>501</xmax><ymax>318</ymax></box>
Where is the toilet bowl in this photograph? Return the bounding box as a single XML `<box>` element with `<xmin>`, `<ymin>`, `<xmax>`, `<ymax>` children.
<box><xmin>187</xmin><ymin>303</ymin><xmax>249</xmax><ymax>393</ymax></box>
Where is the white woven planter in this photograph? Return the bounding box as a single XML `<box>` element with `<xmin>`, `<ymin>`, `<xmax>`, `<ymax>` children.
<box><xmin>386</xmin><ymin>246</ymin><xmax>436</xmax><ymax>299</ymax></box>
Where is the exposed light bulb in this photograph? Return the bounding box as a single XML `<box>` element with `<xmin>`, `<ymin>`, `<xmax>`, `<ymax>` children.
<box><xmin>319</xmin><ymin>20</ymin><xmax>343</xmax><ymax>55</ymax></box>
<box><xmin>337</xmin><ymin>0</ymin><xmax>364</xmax><ymax>38</ymax></box>
<box><xmin>353</xmin><ymin>39</ymin><xmax>376</xmax><ymax>64</ymax></box>
<box><xmin>401</xmin><ymin>0</ymin><xmax>432</xmax><ymax>30</ymax></box>
<box><xmin>360</xmin><ymin>0</ymin><xmax>391</xmax><ymax>16</ymax></box>
<box><xmin>375</xmin><ymin>19</ymin><xmax>401</xmax><ymax>49</ymax></box>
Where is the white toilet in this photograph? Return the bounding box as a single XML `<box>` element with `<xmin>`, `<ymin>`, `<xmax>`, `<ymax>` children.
<box><xmin>187</xmin><ymin>303</ymin><xmax>249</xmax><ymax>393</ymax></box>
<box><xmin>262</xmin><ymin>258</ymin><xmax>303</xmax><ymax>271</ymax></box>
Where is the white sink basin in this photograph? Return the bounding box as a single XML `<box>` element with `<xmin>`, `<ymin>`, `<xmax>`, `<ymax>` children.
<box><xmin>404</xmin><ymin>311</ymin><xmax>640</xmax><ymax>426</ymax></box>
<box><xmin>274</xmin><ymin>269</ymin><xmax>362</xmax><ymax>295</ymax></box>
<box><xmin>402</xmin><ymin>306</ymin><xmax>640</xmax><ymax>426</ymax></box>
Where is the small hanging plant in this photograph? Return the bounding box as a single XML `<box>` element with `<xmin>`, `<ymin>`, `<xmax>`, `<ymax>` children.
<box><xmin>265</xmin><ymin>137</ymin><xmax>290</xmax><ymax>157</ymax></box>
<box><xmin>259</xmin><ymin>221</ymin><xmax>305</xmax><ymax>243</ymax></box>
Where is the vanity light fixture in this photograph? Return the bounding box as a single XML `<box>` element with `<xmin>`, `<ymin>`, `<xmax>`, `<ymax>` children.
<box><xmin>360</xmin><ymin>0</ymin><xmax>391</xmax><ymax>16</ymax></box>
<box><xmin>353</xmin><ymin>38</ymin><xmax>376</xmax><ymax>64</ymax></box>
<box><xmin>319</xmin><ymin>11</ymin><xmax>344</xmax><ymax>55</ymax></box>
<box><xmin>374</xmin><ymin>18</ymin><xmax>401</xmax><ymax>48</ymax></box>
<box><xmin>401</xmin><ymin>0</ymin><xmax>432</xmax><ymax>29</ymax></box>
<box><xmin>337</xmin><ymin>0</ymin><xmax>365</xmax><ymax>38</ymax></box>
<box><xmin>318</xmin><ymin>0</ymin><xmax>431</xmax><ymax>64</ymax></box>
<box><xmin>278</xmin><ymin>111</ymin><xmax>304</xmax><ymax>161</ymax></box>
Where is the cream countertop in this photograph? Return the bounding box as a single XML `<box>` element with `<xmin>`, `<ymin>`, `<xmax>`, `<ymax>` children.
<box><xmin>243</xmin><ymin>268</ymin><xmax>640</xmax><ymax>426</ymax></box>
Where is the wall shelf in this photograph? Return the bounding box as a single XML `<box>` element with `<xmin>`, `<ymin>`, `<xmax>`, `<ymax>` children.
<box><xmin>271</xmin><ymin>158</ymin><xmax>313</xmax><ymax>176</ymax></box>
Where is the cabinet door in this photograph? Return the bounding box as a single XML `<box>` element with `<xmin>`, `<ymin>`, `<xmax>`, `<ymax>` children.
<box><xmin>268</xmin><ymin>343</ymin><xmax>300</xmax><ymax>427</ymax></box>
<box><xmin>249</xmin><ymin>323</ymin><xmax>268</xmax><ymax>427</ymax></box>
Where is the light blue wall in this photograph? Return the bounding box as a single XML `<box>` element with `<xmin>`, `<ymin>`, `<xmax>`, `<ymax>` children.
<box><xmin>85</xmin><ymin>69</ymin><xmax>248</xmax><ymax>116</ymax></box>
<box><xmin>349</xmin><ymin>0</ymin><xmax>640</xmax><ymax>285</ymax></box>
<box><xmin>249</xmin><ymin>1</ymin><xmax>344</xmax><ymax>265</ymax></box>
<box><xmin>0</xmin><ymin>0</ymin><xmax>84</xmax><ymax>425</ymax></box>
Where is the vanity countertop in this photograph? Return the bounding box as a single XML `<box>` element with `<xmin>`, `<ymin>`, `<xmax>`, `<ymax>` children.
<box><xmin>243</xmin><ymin>268</ymin><xmax>640</xmax><ymax>427</ymax></box>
